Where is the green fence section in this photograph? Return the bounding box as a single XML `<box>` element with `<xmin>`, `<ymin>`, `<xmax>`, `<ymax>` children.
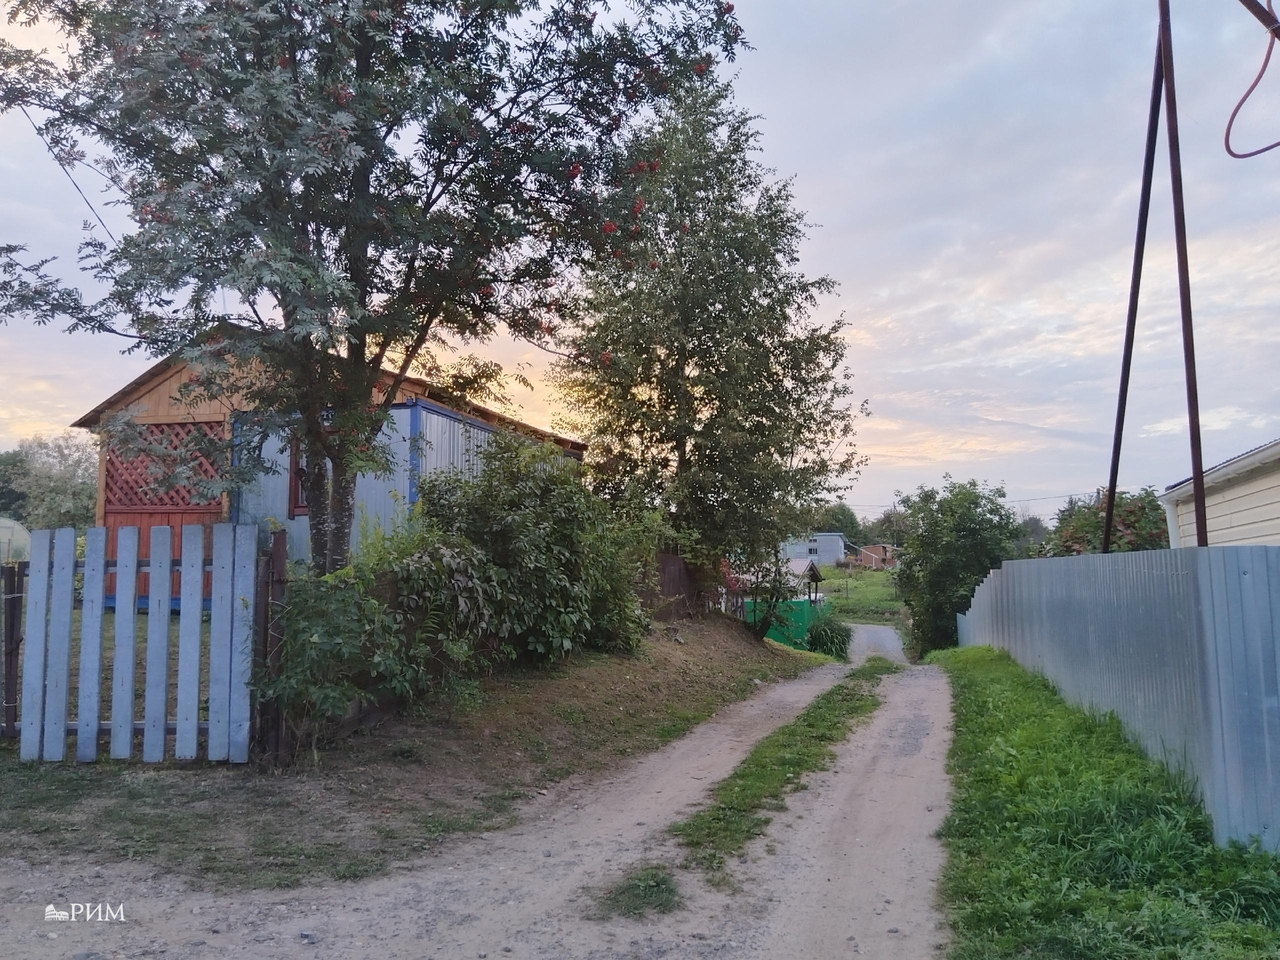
<box><xmin>744</xmin><ymin>597</ymin><xmax>826</xmax><ymax>650</ymax></box>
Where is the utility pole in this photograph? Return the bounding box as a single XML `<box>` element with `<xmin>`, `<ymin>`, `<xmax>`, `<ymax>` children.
<box><xmin>1101</xmin><ymin>1</ymin><xmax>1280</xmax><ymax>550</ymax></box>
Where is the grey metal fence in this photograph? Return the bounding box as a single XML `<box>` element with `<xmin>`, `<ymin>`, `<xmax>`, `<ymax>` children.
<box><xmin>957</xmin><ymin>547</ymin><xmax>1280</xmax><ymax>851</ymax></box>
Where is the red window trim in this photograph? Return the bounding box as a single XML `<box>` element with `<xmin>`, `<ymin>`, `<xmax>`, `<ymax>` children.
<box><xmin>288</xmin><ymin>440</ymin><xmax>309</xmax><ymax>519</ymax></box>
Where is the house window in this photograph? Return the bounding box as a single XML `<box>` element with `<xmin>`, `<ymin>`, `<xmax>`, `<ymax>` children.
<box><xmin>808</xmin><ymin>546</ymin><xmax>818</xmax><ymax>556</ymax></box>
<box><xmin>288</xmin><ymin>442</ymin><xmax>309</xmax><ymax>519</ymax></box>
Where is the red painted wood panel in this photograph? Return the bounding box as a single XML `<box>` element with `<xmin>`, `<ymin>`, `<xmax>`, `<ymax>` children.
<box><xmin>104</xmin><ymin>509</ymin><xmax>219</xmax><ymax>599</ymax></box>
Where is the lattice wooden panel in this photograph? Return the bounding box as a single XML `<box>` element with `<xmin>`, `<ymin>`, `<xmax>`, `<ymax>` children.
<box><xmin>104</xmin><ymin>422</ymin><xmax>223</xmax><ymax>508</ymax></box>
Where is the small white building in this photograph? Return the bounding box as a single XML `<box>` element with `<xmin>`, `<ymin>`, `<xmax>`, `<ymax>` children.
<box><xmin>1160</xmin><ymin>438</ymin><xmax>1280</xmax><ymax>547</ymax></box>
<box><xmin>782</xmin><ymin>532</ymin><xmax>847</xmax><ymax>567</ymax></box>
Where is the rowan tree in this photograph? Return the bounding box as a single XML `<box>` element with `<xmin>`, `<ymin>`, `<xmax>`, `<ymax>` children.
<box><xmin>554</xmin><ymin>81</ymin><xmax>865</xmax><ymax>565</ymax></box>
<box><xmin>0</xmin><ymin>0</ymin><xmax>743</xmax><ymax>570</ymax></box>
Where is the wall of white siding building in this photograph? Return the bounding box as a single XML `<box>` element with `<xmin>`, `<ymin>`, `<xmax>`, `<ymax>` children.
<box><xmin>1162</xmin><ymin>442</ymin><xmax>1280</xmax><ymax>548</ymax></box>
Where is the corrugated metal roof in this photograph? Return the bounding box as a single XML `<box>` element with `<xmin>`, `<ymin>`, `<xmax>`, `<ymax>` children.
<box><xmin>1164</xmin><ymin>437</ymin><xmax>1280</xmax><ymax>493</ymax></box>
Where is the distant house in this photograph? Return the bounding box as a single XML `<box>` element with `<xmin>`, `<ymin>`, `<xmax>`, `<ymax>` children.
<box><xmin>1159</xmin><ymin>438</ymin><xmax>1280</xmax><ymax>547</ymax></box>
<box><xmin>72</xmin><ymin>352</ymin><xmax>585</xmax><ymax>568</ymax></box>
<box><xmin>782</xmin><ymin>532</ymin><xmax>847</xmax><ymax>566</ymax></box>
<box><xmin>851</xmin><ymin>543</ymin><xmax>896</xmax><ymax>570</ymax></box>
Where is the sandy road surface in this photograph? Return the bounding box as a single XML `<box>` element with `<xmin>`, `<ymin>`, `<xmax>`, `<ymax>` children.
<box><xmin>1</xmin><ymin>625</ymin><xmax>952</xmax><ymax>960</ymax></box>
<box><xmin>1</xmin><ymin>663</ymin><xmax>850</xmax><ymax>959</ymax></box>
<box><xmin>743</xmin><ymin>654</ymin><xmax>953</xmax><ymax>958</ymax></box>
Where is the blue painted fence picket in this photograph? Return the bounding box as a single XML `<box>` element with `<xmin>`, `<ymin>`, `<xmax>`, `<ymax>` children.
<box><xmin>16</xmin><ymin>523</ymin><xmax>259</xmax><ymax>763</ymax></box>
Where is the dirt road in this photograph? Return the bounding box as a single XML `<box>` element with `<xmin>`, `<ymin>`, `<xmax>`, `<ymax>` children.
<box><xmin>2</xmin><ymin>625</ymin><xmax>952</xmax><ymax>960</ymax></box>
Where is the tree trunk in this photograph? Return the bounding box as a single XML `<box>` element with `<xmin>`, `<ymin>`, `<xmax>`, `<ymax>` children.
<box><xmin>325</xmin><ymin>457</ymin><xmax>357</xmax><ymax>573</ymax></box>
<box><xmin>304</xmin><ymin>438</ymin><xmax>331</xmax><ymax>570</ymax></box>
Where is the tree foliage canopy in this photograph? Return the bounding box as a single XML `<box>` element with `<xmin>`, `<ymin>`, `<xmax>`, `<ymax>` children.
<box><xmin>813</xmin><ymin>501</ymin><xmax>863</xmax><ymax>546</ymax></box>
<box><xmin>861</xmin><ymin>506</ymin><xmax>906</xmax><ymax>547</ymax></box>
<box><xmin>895</xmin><ymin>477</ymin><xmax>1020</xmax><ymax>656</ymax></box>
<box><xmin>554</xmin><ymin>82</ymin><xmax>865</xmax><ymax>564</ymax></box>
<box><xmin>1041</xmin><ymin>488</ymin><xmax>1169</xmax><ymax>557</ymax></box>
<box><xmin>0</xmin><ymin>432</ymin><xmax>99</xmax><ymax>531</ymax></box>
<box><xmin>0</xmin><ymin>0</ymin><xmax>743</xmax><ymax>569</ymax></box>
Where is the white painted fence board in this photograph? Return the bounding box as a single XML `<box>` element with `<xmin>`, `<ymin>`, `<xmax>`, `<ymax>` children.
<box><xmin>40</xmin><ymin>529</ymin><xmax>77</xmax><ymax>761</ymax></box>
<box><xmin>207</xmin><ymin>524</ymin><xmax>234</xmax><ymax>761</ymax></box>
<box><xmin>76</xmin><ymin>527</ymin><xmax>107</xmax><ymax>762</ymax></box>
<box><xmin>142</xmin><ymin>527</ymin><xmax>173</xmax><ymax>763</ymax></box>
<box><xmin>24</xmin><ymin>521</ymin><xmax>259</xmax><ymax>766</ymax></box>
<box><xmin>175</xmin><ymin>525</ymin><xmax>205</xmax><ymax>760</ymax></box>
<box><xmin>19</xmin><ymin>529</ymin><xmax>52</xmax><ymax>761</ymax></box>
<box><xmin>110</xmin><ymin>527</ymin><xmax>140</xmax><ymax>759</ymax></box>
<box><xmin>228</xmin><ymin>524</ymin><xmax>256</xmax><ymax>763</ymax></box>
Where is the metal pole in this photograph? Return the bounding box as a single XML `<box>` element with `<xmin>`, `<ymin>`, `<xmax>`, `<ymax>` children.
<box><xmin>1236</xmin><ymin>0</ymin><xmax>1280</xmax><ymax>36</ymax></box>
<box><xmin>2</xmin><ymin>562</ymin><xmax>24</xmax><ymax>739</ymax></box>
<box><xmin>1158</xmin><ymin>0</ymin><xmax>1210</xmax><ymax>547</ymax></box>
<box><xmin>1104</xmin><ymin>39</ymin><xmax>1165</xmax><ymax>554</ymax></box>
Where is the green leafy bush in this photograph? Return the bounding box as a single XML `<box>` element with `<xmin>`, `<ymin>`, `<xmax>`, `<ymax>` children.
<box><xmin>803</xmin><ymin>608</ymin><xmax>850</xmax><ymax>661</ymax></box>
<box><xmin>895</xmin><ymin>478</ymin><xmax>1020</xmax><ymax>657</ymax></box>
<box><xmin>417</xmin><ymin>434</ymin><xmax>657</xmax><ymax>656</ymax></box>
<box><xmin>258</xmin><ymin>434</ymin><xmax>668</xmax><ymax>756</ymax></box>
<box><xmin>1042</xmin><ymin>487</ymin><xmax>1169</xmax><ymax>556</ymax></box>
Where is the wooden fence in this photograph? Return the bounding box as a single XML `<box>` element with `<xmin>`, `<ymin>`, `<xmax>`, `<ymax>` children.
<box><xmin>7</xmin><ymin>523</ymin><xmax>260</xmax><ymax>763</ymax></box>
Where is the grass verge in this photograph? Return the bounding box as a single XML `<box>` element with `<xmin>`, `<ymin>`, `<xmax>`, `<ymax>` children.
<box><xmin>0</xmin><ymin>616</ymin><xmax>825</xmax><ymax>890</ymax></box>
<box><xmin>596</xmin><ymin>864</ymin><xmax>683</xmax><ymax>918</ymax></box>
<box><xmin>930</xmin><ymin>646</ymin><xmax>1280</xmax><ymax>959</ymax></box>
<box><xmin>671</xmin><ymin>655</ymin><xmax>899</xmax><ymax>886</ymax></box>
<box><xmin>817</xmin><ymin>566</ymin><xmax>904</xmax><ymax>625</ymax></box>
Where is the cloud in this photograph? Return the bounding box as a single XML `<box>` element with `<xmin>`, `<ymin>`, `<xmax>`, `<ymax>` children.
<box><xmin>1143</xmin><ymin>406</ymin><xmax>1279</xmax><ymax>437</ymax></box>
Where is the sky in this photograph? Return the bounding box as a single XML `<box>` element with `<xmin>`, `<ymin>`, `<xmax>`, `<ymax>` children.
<box><xmin>2</xmin><ymin>2</ymin><xmax>1279</xmax><ymax>522</ymax></box>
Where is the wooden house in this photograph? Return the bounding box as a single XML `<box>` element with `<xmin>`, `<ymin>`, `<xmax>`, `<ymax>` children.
<box><xmin>72</xmin><ymin>353</ymin><xmax>585</xmax><ymax>582</ymax></box>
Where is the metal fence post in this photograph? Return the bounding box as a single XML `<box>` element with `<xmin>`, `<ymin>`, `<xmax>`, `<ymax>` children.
<box><xmin>2</xmin><ymin>563</ymin><xmax>23</xmax><ymax>739</ymax></box>
<box><xmin>265</xmin><ymin>530</ymin><xmax>287</xmax><ymax>764</ymax></box>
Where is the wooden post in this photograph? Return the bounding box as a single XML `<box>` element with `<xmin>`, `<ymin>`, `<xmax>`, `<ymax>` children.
<box><xmin>265</xmin><ymin>530</ymin><xmax>287</xmax><ymax>764</ymax></box>
<box><xmin>2</xmin><ymin>563</ymin><xmax>23</xmax><ymax>739</ymax></box>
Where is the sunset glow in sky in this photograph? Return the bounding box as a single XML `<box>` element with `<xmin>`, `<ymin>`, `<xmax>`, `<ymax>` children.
<box><xmin>3</xmin><ymin>2</ymin><xmax>1279</xmax><ymax>521</ymax></box>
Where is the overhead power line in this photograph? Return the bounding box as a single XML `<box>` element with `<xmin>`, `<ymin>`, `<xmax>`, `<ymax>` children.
<box><xmin>20</xmin><ymin>105</ymin><xmax>118</xmax><ymax>245</ymax></box>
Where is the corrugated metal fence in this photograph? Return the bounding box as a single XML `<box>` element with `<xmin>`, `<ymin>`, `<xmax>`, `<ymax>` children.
<box><xmin>957</xmin><ymin>546</ymin><xmax>1280</xmax><ymax>850</ymax></box>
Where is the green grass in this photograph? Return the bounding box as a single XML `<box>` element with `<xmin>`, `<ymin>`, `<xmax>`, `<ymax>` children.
<box><xmin>930</xmin><ymin>646</ymin><xmax>1280</xmax><ymax>959</ymax></box>
<box><xmin>596</xmin><ymin>864</ymin><xmax>683</xmax><ymax>918</ymax></box>
<box><xmin>817</xmin><ymin>566</ymin><xmax>904</xmax><ymax>625</ymax></box>
<box><xmin>670</xmin><ymin>656</ymin><xmax>900</xmax><ymax>886</ymax></box>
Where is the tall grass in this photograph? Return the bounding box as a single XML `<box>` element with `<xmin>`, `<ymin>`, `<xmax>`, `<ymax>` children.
<box><xmin>930</xmin><ymin>646</ymin><xmax>1280</xmax><ymax>959</ymax></box>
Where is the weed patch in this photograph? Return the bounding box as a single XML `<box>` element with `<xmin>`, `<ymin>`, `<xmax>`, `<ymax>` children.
<box><xmin>596</xmin><ymin>864</ymin><xmax>682</xmax><ymax>918</ymax></box>
<box><xmin>671</xmin><ymin>656</ymin><xmax>899</xmax><ymax>886</ymax></box>
<box><xmin>930</xmin><ymin>646</ymin><xmax>1280</xmax><ymax>959</ymax></box>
